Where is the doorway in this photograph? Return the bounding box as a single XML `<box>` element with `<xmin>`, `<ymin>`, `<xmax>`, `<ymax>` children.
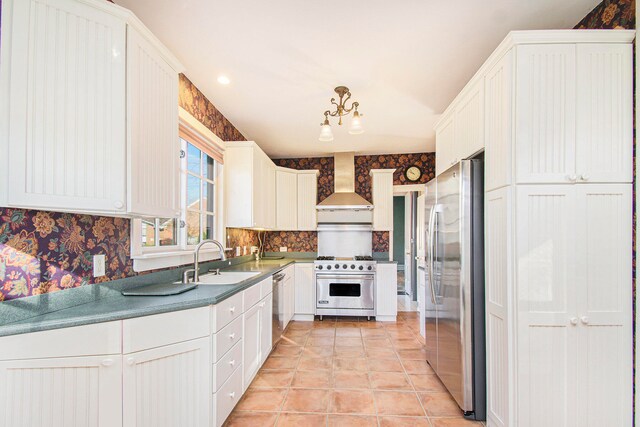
<box><xmin>393</xmin><ymin>196</ymin><xmax>406</xmax><ymax>294</ymax></box>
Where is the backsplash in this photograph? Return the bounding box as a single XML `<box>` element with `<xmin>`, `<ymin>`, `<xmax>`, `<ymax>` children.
<box><xmin>267</xmin><ymin>153</ymin><xmax>436</xmax><ymax>253</ymax></box>
<box><xmin>573</xmin><ymin>0</ymin><xmax>634</xmax><ymax>29</ymax></box>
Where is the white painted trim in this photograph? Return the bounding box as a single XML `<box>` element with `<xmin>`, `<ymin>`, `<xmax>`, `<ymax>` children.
<box><xmin>434</xmin><ymin>29</ymin><xmax>636</xmax><ymax>130</ymax></box>
<box><xmin>375</xmin><ymin>315</ymin><xmax>397</xmax><ymax>322</ymax></box>
<box><xmin>131</xmin><ymin>248</ymin><xmax>223</xmax><ymax>272</ymax></box>
<box><xmin>393</xmin><ymin>184</ymin><xmax>426</xmax><ymax>194</ymax></box>
<box><xmin>179</xmin><ymin>107</ymin><xmax>226</xmax><ymax>157</ymax></box>
<box><xmin>0</xmin><ymin>0</ymin><xmax>12</xmax><ymax>207</ymax></box>
<box><xmin>635</xmin><ymin>3</ymin><xmax>639</xmax><ymax>424</ymax></box>
<box><xmin>292</xmin><ymin>314</ymin><xmax>315</xmax><ymax>321</ymax></box>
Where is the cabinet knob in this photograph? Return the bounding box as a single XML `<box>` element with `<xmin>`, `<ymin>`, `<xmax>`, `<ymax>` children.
<box><xmin>101</xmin><ymin>358</ymin><xmax>114</xmax><ymax>367</ymax></box>
<box><xmin>114</xmin><ymin>200</ymin><xmax>124</xmax><ymax>209</ymax></box>
<box><xmin>259</xmin><ymin>302</ymin><xmax>266</xmax><ymax>308</ymax></box>
<box><xmin>229</xmin><ymin>392</ymin><xmax>236</xmax><ymax>399</ymax></box>
<box><xmin>581</xmin><ymin>316</ymin><xmax>589</xmax><ymax>324</ymax></box>
<box><xmin>229</xmin><ymin>359</ymin><xmax>235</xmax><ymax>367</ymax></box>
<box><xmin>566</xmin><ymin>174</ymin><xmax>577</xmax><ymax>182</ymax></box>
<box><xmin>127</xmin><ymin>357</ymin><xmax>136</xmax><ymax>365</ymax></box>
<box><xmin>229</xmin><ymin>333</ymin><xmax>236</xmax><ymax>340</ymax></box>
<box><xmin>569</xmin><ymin>317</ymin><xmax>578</xmax><ymax>325</ymax></box>
<box><xmin>229</xmin><ymin>307</ymin><xmax>235</xmax><ymax>314</ymax></box>
<box><xmin>580</xmin><ymin>174</ymin><xmax>590</xmax><ymax>181</ymax></box>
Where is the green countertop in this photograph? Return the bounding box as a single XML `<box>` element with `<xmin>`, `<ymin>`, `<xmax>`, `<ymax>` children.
<box><xmin>0</xmin><ymin>259</ymin><xmax>313</xmax><ymax>337</ymax></box>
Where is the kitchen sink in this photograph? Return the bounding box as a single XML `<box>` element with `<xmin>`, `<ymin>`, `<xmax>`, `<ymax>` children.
<box><xmin>195</xmin><ymin>271</ymin><xmax>261</xmax><ymax>285</ymax></box>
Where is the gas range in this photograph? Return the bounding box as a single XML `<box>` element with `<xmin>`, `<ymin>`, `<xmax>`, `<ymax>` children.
<box><xmin>314</xmin><ymin>256</ymin><xmax>376</xmax><ymax>273</ymax></box>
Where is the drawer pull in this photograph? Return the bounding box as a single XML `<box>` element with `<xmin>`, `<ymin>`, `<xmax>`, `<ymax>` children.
<box><xmin>569</xmin><ymin>317</ymin><xmax>578</xmax><ymax>326</ymax></box>
<box><xmin>581</xmin><ymin>316</ymin><xmax>589</xmax><ymax>324</ymax></box>
<box><xmin>229</xmin><ymin>359</ymin><xmax>236</xmax><ymax>367</ymax></box>
<box><xmin>229</xmin><ymin>333</ymin><xmax>236</xmax><ymax>340</ymax></box>
<box><xmin>127</xmin><ymin>357</ymin><xmax>136</xmax><ymax>366</ymax></box>
<box><xmin>101</xmin><ymin>359</ymin><xmax>114</xmax><ymax>367</ymax></box>
<box><xmin>259</xmin><ymin>302</ymin><xmax>266</xmax><ymax>308</ymax></box>
<box><xmin>229</xmin><ymin>391</ymin><xmax>236</xmax><ymax>399</ymax></box>
<box><xmin>229</xmin><ymin>307</ymin><xmax>236</xmax><ymax>314</ymax></box>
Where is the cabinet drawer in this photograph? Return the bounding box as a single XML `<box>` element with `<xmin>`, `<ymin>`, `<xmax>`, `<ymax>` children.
<box><xmin>259</xmin><ymin>277</ymin><xmax>273</xmax><ymax>298</ymax></box>
<box><xmin>123</xmin><ymin>307</ymin><xmax>209</xmax><ymax>354</ymax></box>
<box><xmin>243</xmin><ymin>283</ymin><xmax>261</xmax><ymax>310</ymax></box>
<box><xmin>214</xmin><ymin>316</ymin><xmax>243</xmax><ymax>362</ymax></box>
<box><xmin>213</xmin><ymin>339</ymin><xmax>242</xmax><ymax>392</ymax></box>
<box><xmin>215</xmin><ymin>363</ymin><xmax>243</xmax><ymax>427</ymax></box>
<box><xmin>212</xmin><ymin>292</ymin><xmax>243</xmax><ymax>332</ymax></box>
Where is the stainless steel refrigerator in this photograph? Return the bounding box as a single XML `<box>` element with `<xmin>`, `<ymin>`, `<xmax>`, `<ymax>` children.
<box><xmin>424</xmin><ymin>159</ymin><xmax>485</xmax><ymax>420</ymax></box>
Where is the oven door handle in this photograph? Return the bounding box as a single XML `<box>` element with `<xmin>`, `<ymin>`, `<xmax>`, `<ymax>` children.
<box><xmin>315</xmin><ymin>275</ymin><xmax>374</xmax><ymax>281</ymax></box>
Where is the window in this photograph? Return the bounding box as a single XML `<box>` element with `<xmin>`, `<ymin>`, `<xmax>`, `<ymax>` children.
<box><xmin>131</xmin><ymin>108</ymin><xmax>225</xmax><ymax>272</ymax></box>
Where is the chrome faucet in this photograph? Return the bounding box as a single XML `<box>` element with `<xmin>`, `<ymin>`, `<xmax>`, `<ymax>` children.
<box><xmin>186</xmin><ymin>239</ymin><xmax>227</xmax><ymax>283</ymax></box>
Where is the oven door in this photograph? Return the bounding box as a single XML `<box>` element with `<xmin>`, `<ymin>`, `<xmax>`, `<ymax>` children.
<box><xmin>316</xmin><ymin>274</ymin><xmax>374</xmax><ymax>310</ymax></box>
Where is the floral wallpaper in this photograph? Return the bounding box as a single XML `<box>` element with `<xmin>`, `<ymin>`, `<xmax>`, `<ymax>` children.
<box><xmin>268</xmin><ymin>153</ymin><xmax>435</xmax><ymax>253</ymax></box>
<box><xmin>574</xmin><ymin>0</ymin><xmax>635</xmax><ymax>29</ymax></box>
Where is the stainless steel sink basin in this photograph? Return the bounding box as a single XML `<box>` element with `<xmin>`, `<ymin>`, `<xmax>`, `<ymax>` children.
<box><xmin>195</xmin><ymin>271</ymin><xmax>260</xmax><ymax>285</ymax></box>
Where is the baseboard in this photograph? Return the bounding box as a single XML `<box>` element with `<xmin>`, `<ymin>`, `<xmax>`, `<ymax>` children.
<box><xmin>375</xmin><ymin>315</ymin><xmax>397</xmax><ymax>322</ymax></box>
<box><xmin>292</xmin><ymin>314</ymin><xmax>315</xmax><ymax>321</ymax></box>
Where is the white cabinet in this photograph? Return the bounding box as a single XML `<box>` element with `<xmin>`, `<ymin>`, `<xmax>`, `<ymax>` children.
<box><xmin>294</xmin><ymin>263</ymin><xmax>315</xmax><ymax>320</ymax></box>
<box><xmin>0</xmin><ymin>0</ymin><xmax>183</xmax><ymax>216</ymax></box>
<box><xmin>242</xmin><ymin>301</ymin><xmax>262</xmax><ymax>390</ymax></box>
<box><xmin>0</xmin><ymin>355</ymin><xmax>122</xmax><ymax>427</ymax></box>
<box><xmin>225</xmin><ymin>142</ymin><xmax>276</xmax><ymax>229</ymax></box>
<box><xmin>455</xmin><ymin>79</ymin><xmax>484</xmax><ymax>158</ymax></box>
<box><xmin>297</xmin><ymin>171</ymin><xmax>319</xmax><ymax>230</ymax></box>
<box><xmin>516</xmin><ymin>43</ymin><xmax>633</xmax><ymax>185</ymax></box>
<box><xmin>375</xmin><ymin>263</ymin><xmax>398</xmax><ymax>321</ymax></box>
<box><xmin>435</xmin><ymin>110</ymin><xmax>456</xmax><ymax>176</ymax></box>
<box><xmin>126</xmin><ymin>25</ymin><xmax>180</xmax><ymax>218</ymax></box>
<box><xmin>260</xmin><ymin>293</ymin><xmax>274</xmax><ymax>364</ymax></box>
<box><xmin>369</xmin><ymin>169</ymin><xmax>395</xmax><ymax>231</ymax></box>
<box><xmin>123</xmin><ymin>338</ymin><xmax>210</xmax><ymax>427</ymax></box>
<box><xmin>276</xmin><ymin>168</ymin><xmax>298</xmax><ymax>230</ymax></box>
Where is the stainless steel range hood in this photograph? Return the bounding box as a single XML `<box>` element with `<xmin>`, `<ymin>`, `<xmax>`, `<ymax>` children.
<box><xmin>317</xmin><ymin>152</ymin><xmax>373</xmax><ymax>210</ymax></box>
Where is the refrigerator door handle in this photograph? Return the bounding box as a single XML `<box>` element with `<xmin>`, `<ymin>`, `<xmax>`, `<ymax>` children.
<box><xmin>427</xmin><ymin>205</ymin><xmax>437</xmax><ymax>305</ymax></box>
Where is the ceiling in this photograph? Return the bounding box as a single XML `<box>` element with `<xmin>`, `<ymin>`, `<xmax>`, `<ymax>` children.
<box><xmin>117</xmin><ymin>0</ymin><xmax>600</xmax><ymax>158</ymax></box>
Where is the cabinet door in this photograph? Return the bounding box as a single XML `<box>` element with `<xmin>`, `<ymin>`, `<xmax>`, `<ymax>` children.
<box><xmin>123</xmin><ymin>338</ymin><xmax>210</xmax><ymax>427</ymax></box>
<box><xmin>516</xmin><ymin>185</ymin><xmax>577</xmax><ymax>427</ymax></box>
<box><xmin>435</xmin><ymin>110</ymin><xmax>456</xmax><ymax>176</ymax></box>
<box><xmin>7</xmin><ymin>0</ymin><xmax>126</xmax><ymax>213</ymax></box>
<box><xmin>0</xmin><ymin>355</ymin><xmax>122</xmax><ymax>427</ymax></box>
<box><xmin>515</xmin><ymin>44</ymin><xmax>576</xmax><ymax>184</ymax></box>
<box><xmin>252</xmin><ymin>152</ymin><xmax>264</xmax><ymax>227</ymax></box>
<box><xmin>575</xmin><ymin>44</ymin><xmax>633</xmax><ymax>184</ymax></box>
<box><xmin>294</xmin><ymin>264</ymin><xmax>315</xmax><ymax>316</ymax></box>
<box><xmin>297</xmin><ymin>173</ymin><xmax>318</xmax><ymax>230</ymax></box>
<box><xmin>485</xmin><ymin>49</ymin><xmax>514</xmax><ymax>191</ymax></box>
<box><xmin>265</xmin><ymin>161</ymin><xmax>277</xmax><ymax>229</ymax></box>
<box><xmin>574</xmin><ymin>184</ymin><xmax>632</xmax><ymax>427</ymax></box>
<box><xmin>243</xmin><ymin>303</ymin><xmax>262</xmax><ymax>390</ymax></box>
<box><xmin>260</xmin><ymin>293</ymin><xmax>274</xmax><ymax>364</ymax></box>
<box><xmin>126</xmin><ymin>26</ymin><xmax>180</xmax><ymax>217</ymax></box>
<box><xmin>370</xmin><ymin>170</ymin><xmax>394</xmax><ymax>231</ymax></box>
<box><xmin>375</xmin><ymin>263</ymin><xmax>398</xmax><ymax>319</ymax></box>
<box><xmin>455</xmin><ymin>80</ymin><xmax>484</xmax><ymax>158</ymax></box>
<box><xmin>276</xmin><ymin>169</ymin><xmax>298</xmax><ymax>230</ymax></box>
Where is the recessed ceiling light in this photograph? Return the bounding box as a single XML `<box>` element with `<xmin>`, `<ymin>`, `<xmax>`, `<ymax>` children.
<box><xmin>217</xmin><ymin>75</ymin><xmax>230</xmax><ymax>85</ymax></box>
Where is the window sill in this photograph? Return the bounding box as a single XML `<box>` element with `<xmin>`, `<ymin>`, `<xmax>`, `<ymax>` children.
<box><xmin>131</xmin><ymin>248</ymin><xmax>227</xmax><ymax>272</ymax></box>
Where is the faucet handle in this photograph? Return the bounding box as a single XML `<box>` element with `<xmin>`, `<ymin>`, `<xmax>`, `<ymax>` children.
<box><xmin>208</xmin><ymin>268</ymin><xmax>221</xmax><ymax>275</ymax></box>
<box><xmin>182</xmin><ymin>268</ymin><xmax>196</xmax><ymax>284</ymax></box>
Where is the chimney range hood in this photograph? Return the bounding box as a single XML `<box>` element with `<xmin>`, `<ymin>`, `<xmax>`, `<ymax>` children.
<box><xmin>317</xmin><ymin>152</ymin><xmax>373</xmax><ymax>224</ymax></box>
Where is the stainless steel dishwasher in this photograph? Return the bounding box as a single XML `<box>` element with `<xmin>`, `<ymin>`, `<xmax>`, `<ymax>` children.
<box><xmin>271</xmin><ymin>271</ymin><xmax>286</xmax><ymax>347</ymax></box>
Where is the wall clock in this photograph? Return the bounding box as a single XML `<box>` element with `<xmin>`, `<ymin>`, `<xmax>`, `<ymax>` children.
<box><xmin>404</xmin><ymin>165</ymin><xmax>422</xmax><ymax>182</ymax></box>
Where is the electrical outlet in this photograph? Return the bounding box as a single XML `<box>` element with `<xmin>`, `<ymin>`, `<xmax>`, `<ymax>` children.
<box><xmin>250</xmin><ymin>246</ymin><xmax>258</xmax><ymax>254</ymax></box>
<box><xmin>93</xmin><ymin>254</ymin><xmax>106</xmax><ymax>277</ymax></box>
<box><xmin>243</xmin><ymin>246</ymin><xmax>248</xmax><ymax>255</ymax></box>
<box><xmin>235</xmin><ymin>247</ymin><xmax>241</xmax><ymax>256</ymax></box>
<box><xmin>279</xmin><ymin>246</ymin><xmax>287</xmax><ymax>252</ymax></box>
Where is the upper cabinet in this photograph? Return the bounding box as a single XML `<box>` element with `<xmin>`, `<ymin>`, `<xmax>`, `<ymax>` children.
<box><xmin>370</xmin><ymin>169</ymin><xmax>394</xmax><ymax>231</ymax></box>
<box><xmin>434</xmin><ymin>110</ymin><xmax>456</xmax><ymax>176</ymax></box>
<box><xmin>296</xmin><ymin>171</ymin><xmax>319</xmax><ymax>231</ymax></box>
<box><xmin>515</xmin><ymin>43</ymin><xmax>633</xmax><ymax>185</ymax></box>
<box><xmin>276</xmin><ymin>168</ymin><xmax>297</xmax><ymax>230</ymax></box>
<box><xmin>0</xmin><ymin>0</ymin><xmax>184</xmax><ymax>216</ymax></box>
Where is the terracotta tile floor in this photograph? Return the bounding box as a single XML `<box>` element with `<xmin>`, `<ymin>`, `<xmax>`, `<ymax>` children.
<box><xmin>225</xmin><ymin>312</ymin><xmax>485</xmax><ymax>427</ymax></box>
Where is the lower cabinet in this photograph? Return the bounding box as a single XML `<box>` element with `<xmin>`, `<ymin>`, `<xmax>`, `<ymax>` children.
<box><xmin>243</xmin><ymin>293</ymin><xmax>273</xmax><ymax>391</ymax></box>
<box><xmin>294</xmin><ymin>263</ymin><xmax>315</xmax><ymax>320</ymax></box>
<box><xmin>0</xmin><ymin>355</ymin><xmax>122</xmax><ymax>427</ymax></box>
<box><xmin>123</xmin><ymin>338</ymin><xmax>210</xmax><ymax>427</ymax></box>
<box><xmin>376</xmin><ymin>263</ymin><xmax>398</xmax><ymax>321</ymax></box>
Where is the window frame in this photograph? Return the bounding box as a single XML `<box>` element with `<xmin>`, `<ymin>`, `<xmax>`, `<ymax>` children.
<box><xmin>131</xmin><ymin>107</ymin><xmax>226</xmax><ymax>272</ymax></box>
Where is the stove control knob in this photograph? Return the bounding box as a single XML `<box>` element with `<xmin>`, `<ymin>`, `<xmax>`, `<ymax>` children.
<box><xmin>350</xmin><ymin>265</ymin><xmax>355</xmax><ymax>269</ymax></box>
<box><xmin>358</xmin><ymin>266</ymin><xmax>364</xmax><ymax>271</ymax></box>
<box><xmin>317</xmin><ymin>265</ymin><xmax>323</xmax><ymax>270</ymax></box>
<box><xmin>342</xmin><ymin>264</ymin><xmax>347</xmax><ymax>269</ymax></box>
<box><xmin>367</xmin><ymin>266</ymin><xmax>373</xmax><ymax>271</ymax></box>
<box><xmin>335</xmin><ymin>264</ymin><xmax>339</xmax><ymax>269</ymax></box>
<box><xmin>327</xmin><ymin>265</ymin><xmax>332</xmax><ymax>270</ymax></box>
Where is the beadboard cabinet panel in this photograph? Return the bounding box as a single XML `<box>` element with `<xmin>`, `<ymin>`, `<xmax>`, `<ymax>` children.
<box><xmin>294</xmin><ymin>263</ymin><xmax>315</xmax><ymax>319</ymax></box>
<box><xmin>127</xmin><ymin>26</ymin><xmax>180</xmax><ymax>218</ymax></box>
<box><xmin>0</xmin><ymin>355</ymin><xmax>123</xmax><ymax>427</ymax></box>
<box><xmin>455</xmin><ymin>80</ymin><xmax>485</xmax><ymax>158</ymax></box>
<box><xmin>575</xmin><ymin>44</ymin><xmax>633</xmax><ymax>184</ymax></box>
<box><xmin>123</xmin><ymin>338</ymin><xmax>210</xmax><ymax>427</ymax></box>
<box><xmin>297</xmin><ymin>172</ymin><xmax>319</xmax><ymax>230</ymax></box>
<box><xmin>376</xmin><ymin>263</ymin><xmax>397</xmax><ymax>321</ymax></box>
<box><xmin>6</xmin><ymin>0</ymin><xmax>127</xmax><ymax>213</ymax></box>
<box><xmin>276</xmin><ymin>169</ymin><xmax>298</xmax><ymax>230</ymax></box>
<box><xmin>370</xmin><ymin>170</ymin><xmax>394</xmax><ymax>231</ymax></box>
<box><xmin>435</xmin><ymin>111</ymin><xmax>456</xmax><ymax>176</ymax></box>
<box><xmin>515</xmin><ymin>44</ymin><xmax>576</xmax><ymax>184</ymax></box>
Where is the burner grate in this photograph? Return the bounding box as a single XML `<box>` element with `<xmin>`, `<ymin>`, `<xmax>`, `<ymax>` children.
<box><xmin>354</xmin><ymin>256</ymin><xmax>374</xmax><ymax>261</ymax></box>
<box><xmin>316</xmin><ymin>256</ymin><xmax>336</xmax><ymax>261</ymax></box>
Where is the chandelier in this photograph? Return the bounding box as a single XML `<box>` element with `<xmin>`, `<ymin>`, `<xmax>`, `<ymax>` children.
<box><xmin>319</xmin><ymin>86</ymin><xmax>364</xmax><ymax>142</ymax></box>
